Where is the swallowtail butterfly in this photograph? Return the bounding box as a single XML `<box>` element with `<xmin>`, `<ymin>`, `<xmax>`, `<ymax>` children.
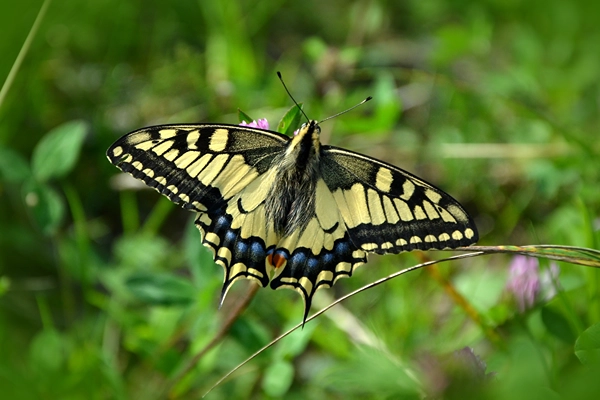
<box><xmin>107</xmin><ymin>102</ymin><xmax>478</xmax><ymax>324</ymax></box>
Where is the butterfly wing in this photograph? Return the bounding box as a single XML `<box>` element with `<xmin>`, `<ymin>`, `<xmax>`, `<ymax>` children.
<box><xmin>107</xmin><ymin>123</ymin><xmax>289</xmax><ymax>292</ymax></box>
<box><xmin>320</xmin><ymin>146</ymin><xmax>479</xmax><ymax>253</ymax></box>
<box><xmin>268</xmin><ymin>178</ymin><xmax>368</xmax><ymax>322</ymax></box>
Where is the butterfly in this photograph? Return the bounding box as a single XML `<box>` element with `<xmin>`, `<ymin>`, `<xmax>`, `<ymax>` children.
<box><xmin>107</xmin><ymin>109</ymin><xmax>478</xmax><ymax>324</ymax></box>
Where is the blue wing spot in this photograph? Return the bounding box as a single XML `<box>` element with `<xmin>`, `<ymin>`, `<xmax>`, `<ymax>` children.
<box><xmin>215</xmin><ymin>215</ymin><xmax>230</xmax><ymax>230</ymax></box>
<box><xmin>235</xmin><ymin>239</ymin><xmax>248</xmax><ymax>254</ymax></box>
<box><xmin>307</xmin><ymin>257</ymin><xmax>320</xmax><ymax>270</ymax></box>
<box><xmin>249</xmin><ymin>241</ymin><xmax>266</xmax><ymax>262</ymax></box>
<box><xmin>291</xmin><ymin>251</ymin><xmax>308</xmax><ymax>265</ymax></box>
<box><xmin>334</xmin><ymin>241</ymin><xmax>350</xmax><ymax>255</ymax></box>
<box><xmin>224</xmin><ymin>230</ymin><xmax>237</xmax><ymax>242</ymax></box>
<box><xmin>322</xmin><ymin>253</ymin><xmax>334</xmax><ymax>264</ymax></box>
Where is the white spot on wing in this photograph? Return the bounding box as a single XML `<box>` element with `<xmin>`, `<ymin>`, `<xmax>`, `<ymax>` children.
<box><xmin>367</xmin><ymin>189</ymin><xmax>386</xmax><ymax>225</ymax></box>
<box><xmin>423</xmin><ymin>201</ymin><xmax>440</xmax><ymax>220</ymax></box>
<box><xmin>158</xmin><ymin>129</ymin><xmax>178</xmax><ymax>139</ymax></box>
<box><xmin>447</xmin><ymin>205</ymin><xmax>469</xmax><ymax>223</ymax></box>
<box><xmin>413</xmin><ymin>205</ymin><xmax>427</xmax><ymax>220</ymax></box>
<box><xmin>175</xmin><ymin>151</ymin><xmax>201</xmax><ymax>169</ymax></box>
<box><xmin>344</xmin><ymin>183</ymin><xmax>370</xmax><ymax>225</ymax></box>
<box><xmin>315</xmin><ymin>180</ymin><xmax>339</xmax><ymax>231</ymax></box>
<box><xmin>375</xmin><ymin>167</ymin><xmax>393</xmax><ymax>193</ymax></box>
<box><xmin>152</xmin><ymin>140</ymin><xmax>174</xmax><ymax>156</ymax></box>
<box><xmin>186</xmin><ymin>154</ymin><xmax>212</xmax><ymax>178</ymax></box>
<box><xmin>465</xmin><ymin>228</ymin><xmax>475</xmax><ymax>239</ymax></box>
<box><xmin>393</xmin><ymin>198</ymin><xmax>414</xmax><ymax>221</ymax></box>
<box><xmin>163</xmin><ymin>149</ymin><xmax>180</xmax><ymax>162</ymax></box>
<box><xmin>400</xmin><ymin>179</ymin><xmax>415</xmax><ymax>201</ymax></box>
<box><xmin>112</xmin><ymin>146</ymin><xmax>123</xmax><ymax>157</ymax></box>
<box><xmin>425</xmin><ymin>189</ymin><xmax>442</xmax><ymax>204</ymax></box>
<box><xmin>382</xmin><ymin>196</ymin><xmax>400</xmax><ymax>224</ymax></box>
<box><xmin>187</xmin><ymin>130</ymin><xmax>200</xmax><ymax>150</ymax></box>
<box><xmin>209</xmin><ymin>128</ymin><xmax>229</xmax><ymax>152</ymax></box>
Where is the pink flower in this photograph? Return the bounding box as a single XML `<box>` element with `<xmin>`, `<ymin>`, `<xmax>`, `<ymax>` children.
<box><xmin>240</xmin><ymin>119</ymin><xmax>269</xmax><ymax>130</ymax></box>
<box><xmin>506</xmin><ymin>255</ymin><xmax>560</xmax><ymax>312</ymax></box>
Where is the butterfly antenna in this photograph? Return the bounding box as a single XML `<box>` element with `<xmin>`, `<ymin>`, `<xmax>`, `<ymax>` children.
<box><xmin>319</xmin><ymin>96</ymin><xmax>372</xmax><ymax>124</ymax></box>
<box><xmin>277</xmin><ymin>71</ymin><xmax>310</xmax><ymax>122</ymax></box>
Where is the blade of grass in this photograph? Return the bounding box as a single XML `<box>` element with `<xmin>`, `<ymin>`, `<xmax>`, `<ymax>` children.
<box><xmin>119</xmin><ymin>191</ymin><xmax>139</xmax><ymax>235</ymax></box>
<box><xmin>141</xmin><ymin>197</ymin><xmax>175</xmax><ymax>236</ymax></box>
<box><xmin>0</xmin><ymin>0</ymin><xmax>52</xmax><ymax>109</ymax></box>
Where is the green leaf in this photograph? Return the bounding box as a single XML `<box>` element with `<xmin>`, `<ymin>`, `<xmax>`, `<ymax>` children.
<box><xmin>541</xmin><ymin>306</ymin><xmax>576</xmax><ymax>343</ymax></box>
<box><xmin>29</xmin><ymin>329</ymin><xmax>64</xmax><ymax>373</ymax></box>
<box><xmin>277</xmin><ymin>103</ymin><xmax>303</xmax><ymax>136</ymax></box>
<box><xmin>262</xmin><ymin>359</ymin><xmax>295</xmax><ymax>397</ymax></box>
<box><xmin>0</xmin><ymin>276</ymin><xmax>10</xmax><ymax>297</ymax></box>
<box><xmin>575</xmin><ymin>323</ymin><xmax>600</xmax><ymax>365</ymax></box>
<box><xmin>31</xmin><ymin>120</ymin><xmax>88</xmax><ymax>182</ymax></box>
<box><xmin>0</xmin><ymin>146</ymin><xmax>31</xmax><ymax>183</ymax></box>
<box><xmin>237</xmin><ymin>108</ymin><xmax>254</xmax><ymax>124</ymax></box>
<box><xmin>22</xmin><ymin>179</ymin><xmax>65</xmax><ymax>235</ymax></box>
<box><xmin>125</xmin><ymin>272</ymin><xmax>195</xmax><ymax>306</ymax></box>
<box><xmin>229</xmin><ymin>318</ymin><xmax>271</xmax><ymax>352</ymax></box>
<box><xmin>114</xmin><ymin>234</ymin><xmax>171</xmax><ymax>270</ymax></box>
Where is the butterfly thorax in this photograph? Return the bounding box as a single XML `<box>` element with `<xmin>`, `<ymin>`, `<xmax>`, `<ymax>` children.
<box><xmin>264</xmin><ymin>120</ymin><xmax>322</xmax><ymax>236</ymax></box>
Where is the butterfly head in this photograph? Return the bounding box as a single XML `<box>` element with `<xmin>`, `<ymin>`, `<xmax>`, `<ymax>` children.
<box><xmin>287</xmin><ymin>120</ymin><xmax>322</xmax><ymax>156</ymax></box>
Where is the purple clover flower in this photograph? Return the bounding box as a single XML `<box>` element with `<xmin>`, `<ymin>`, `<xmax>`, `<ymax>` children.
<box><xmin>240</xmin><ymin>118</ymin><xmax>301</xmax><ymax>135</ymax></box>
<box><xmin>240</xmin><ymin>119</ymin><xmax>270</xmax><ymax>130</ymax></box>
<box><xmin>506</xmin><ymin>255</ymin><xmax>560</xmax><ymax>312</ymax></box>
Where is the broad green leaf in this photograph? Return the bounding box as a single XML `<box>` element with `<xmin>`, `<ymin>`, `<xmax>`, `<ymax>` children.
<box><xmin>0</xmin><ymin>146</ymin><xmax>31</xmax><ymax>183</ymax></box>
<box><xmin>541</xmin><ymin>306</ymin><xmax>576</xmax><ymax>343</ymax></box>
<box><xmin>125</xmin><ymin>272</ymin><xmax>195</xmax><ymax>306</ymax></box>
<box><xmin>262</xmin><ymin>359</ymin><xmax>295</xmax><ymax>397</ymax></box>
<box><xmin>32</xmin><ymin>120</ymin><xmax>88</xmax><ymax>182</ymax></box>
<box><xmin>277</xmin><ymin>103</ymin><xmax>303</xmax><ymax>136</ymax></box>
<box><xmin>22</xmin><ymin>179</ymin><xmax>64</xmax><ymax>235</ymax></box>
<box><xmin>237</xmin><ymin>108</ymin><xmax>254</xmax><ymax>124</ymax></box>
<box><xmin>575</xmin><ymin>323</ymin><xmax>600</xmax><ymax>365</ymax></box>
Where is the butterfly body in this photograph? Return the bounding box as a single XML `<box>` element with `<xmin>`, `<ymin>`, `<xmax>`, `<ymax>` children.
<box><xmin>108</xmin><ymin>119</ymin><xmax>478</xmax><ymax>323</ymax></box>
<box><xmin>265</xmin><ymin>120</ymin><xmax>321</xmax><ymax>236</ymax></box>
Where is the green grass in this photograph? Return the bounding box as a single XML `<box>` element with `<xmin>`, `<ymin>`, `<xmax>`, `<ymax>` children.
<box><xmin>1</xmin><ymin>0</ymin><xmax>600</xmax><ymax>398</ymax></box>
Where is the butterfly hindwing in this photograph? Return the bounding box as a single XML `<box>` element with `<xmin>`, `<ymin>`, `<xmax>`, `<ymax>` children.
<box><xmin>321</xmin><ymin>146</ymin><xmax>478</xmax><ymax>254</ymax></box>
<box><xmin>268</xmin><ymin>178</ymin><xmax>367</xmax><ymax>321</ymax></box>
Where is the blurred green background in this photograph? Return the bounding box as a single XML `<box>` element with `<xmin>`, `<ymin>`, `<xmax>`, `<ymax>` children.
<box><xmin>1</xmin><ymin>0</ymin><xmax>600</xmax><ymax>398</ymax></box>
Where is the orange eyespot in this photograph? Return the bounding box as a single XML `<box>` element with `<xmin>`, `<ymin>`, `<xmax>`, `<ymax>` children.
<box><xmin>267</xmin><ymin>252</ymin><xmax>288</xmax><ymax>269</ymax></box>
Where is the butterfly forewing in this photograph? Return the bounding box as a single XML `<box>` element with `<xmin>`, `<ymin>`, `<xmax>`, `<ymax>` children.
<box><xmin>107</xmin><ymin>124</ymin><xmax>289</xmax><ymax>291</ymax></box>
<box><xmin>320</xmin><ymin>146</ymin><xmax>478</xmax><ymax>253</ymax></box>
